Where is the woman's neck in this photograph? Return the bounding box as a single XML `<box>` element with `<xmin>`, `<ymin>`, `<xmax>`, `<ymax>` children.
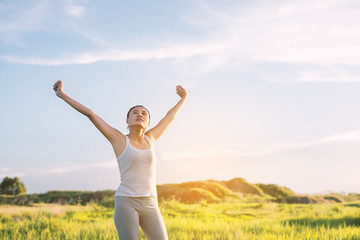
<box><xmin>128</xmin><ymin>127</ymin><xmax>146</xmax><ymax>141</ymax></box>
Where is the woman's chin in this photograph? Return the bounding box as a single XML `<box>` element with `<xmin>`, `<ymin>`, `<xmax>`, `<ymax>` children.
<box><xmin>129</xmin><ymin>124</ymin><xmax>147</xmax><ymax>129</ymax></box>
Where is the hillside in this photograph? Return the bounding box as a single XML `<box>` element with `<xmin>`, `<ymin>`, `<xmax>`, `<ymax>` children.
<box><xmin>1</xmin><ymin>177</ymin><xmax>358</xmax><ymax>206</ymax></box>
<box><xmin>157</xmin><ymin>178</ymin><xmax>304</xmax><ymax>204</ymax></box>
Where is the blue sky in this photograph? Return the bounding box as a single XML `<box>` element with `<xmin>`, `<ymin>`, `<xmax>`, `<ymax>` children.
<box><xmin>1</xmin><ymin>0</ymin><xmax>360</xmax><ymax>194</ymax></box>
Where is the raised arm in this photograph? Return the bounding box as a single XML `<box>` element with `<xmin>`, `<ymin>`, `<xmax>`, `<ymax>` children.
<box><xmin>53</xmin><ymin>80</ymin><xmax>123</xmax><ymax>143</ymax></box>
<box><xmin>146</xmin><ymin>85</ymin><xmax>187</xmax><ymax>142</ymax></box>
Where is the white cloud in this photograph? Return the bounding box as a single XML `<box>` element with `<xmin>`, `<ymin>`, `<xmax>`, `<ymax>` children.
<box><xmin>216</xmin><ymin>0</ymin><xmax>360</xmax><ymax>65</ymax></box>
<box><xmin>160</xmin><ymin>128</ymin><xmax>360</xmax><ymax>160</ymax></box>
<box><xmin>2</xmin><ymin>0</ymin><xmax>360</xmax><ymax>85</ymax></box>
<box><xmin>181</xmin><ymin>0</ymin><xmax>360</xmax><ymax>77</ymax></box>
<box><xmin>48</xmin><ymin>160</ymin><xmax>117</xmax><ymax>174</ymax></box>
<box><xmin>0</xmin><ymin>167</ymin><xmax>26</xmax><ymax>179</ymax></box>
<box><xmin>295</xmin><ymin>68</ymin><xmax>360</xmax><ymax>83</ymax></box>
<box><xmin>65</xmin><ymin>0</ymin><xmax>85</xmax><ymax>18</ymax></box>
<box><xmin>0</xmin><ymin>1</ymin><xmax>49</xmax><ymax>46</ymax></box>
<box><xmin>160</xmin><ymin>150</ymin><xmax>238</xmax><ymax>161</ymax></box>
<box><xmin>0</xmin><ymin>42</ymin><xmax>224</xmax><ymax>65</ymax></box>
<box><xmin>320</xmin><ymin>129</ymin><xmax>360</xmax><ymax>142</ymax></box>
<box><xmin>0</xmin><ymin>1</ymin><xmax>49</xmax><ymax>32</ymax></box>
<box><xmin>0</xmin><ymin>0</ymin><xmax>87</xmax><ymax>45</ymax></box>
<box><xmin>0</xmin><ymin>161</ymin><xmax>116</xmax><ymax>177</ymax></box>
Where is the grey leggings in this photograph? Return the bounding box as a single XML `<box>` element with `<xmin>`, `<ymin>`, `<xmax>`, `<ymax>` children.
<box><xmin>114</xmin><ymin>196</ymin><xmax>168</xmax><ymax>240</ymax></box>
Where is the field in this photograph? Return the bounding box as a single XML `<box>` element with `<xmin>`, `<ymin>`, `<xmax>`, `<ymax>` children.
<box><xmin>1</xmin><ymin>200</ymin><xmax>360</xmax><ymax>240</ymax></box>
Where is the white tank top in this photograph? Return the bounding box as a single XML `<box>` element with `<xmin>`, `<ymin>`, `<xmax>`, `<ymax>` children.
<box><xmin>115</xmin><ymin>134</ymin><xmax>157</xmax><ymax>197</ymax></box>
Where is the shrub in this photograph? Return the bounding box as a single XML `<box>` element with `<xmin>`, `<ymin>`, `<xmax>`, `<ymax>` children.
<box><xmin>323</xmin><ymin>195</ymin><xmax>344</xmax><ymax>203</ymax></box>
<box><xmin>285</xmin><ymin>195</ymin><xmax>326</xmax><ymax>204</ymax></box>
<box><xmin>256</xmin><ymin>183</ymin><xmax>294</xmax><ymax>199</ymax></box>
<box><xmin>180</xmin><ymin>188</ymin><xmax>219</xmax><ymax>204</ymax></box>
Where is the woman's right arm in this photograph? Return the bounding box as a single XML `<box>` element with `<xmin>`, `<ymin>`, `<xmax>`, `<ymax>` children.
<box><xmin>53</xmin><ymin>80</ymin><xmax>123</xmax><ymax>143</ymax></box>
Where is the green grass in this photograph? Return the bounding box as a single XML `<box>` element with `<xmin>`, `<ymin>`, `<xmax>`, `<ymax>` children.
<box><xmin>1</xmin><ymin>200</ymin><xmax>360</xmax><ymax>239</ymax></box>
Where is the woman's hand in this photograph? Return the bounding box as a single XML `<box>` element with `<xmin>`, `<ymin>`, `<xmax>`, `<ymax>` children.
<box><xmin>146</xmin><ymin>85</ymin><xmax>187</xmax><ymax>142</ymax></box>
<box><xmin>53</xmin><ymin>80</ymin><xmax>64</xmax><ymax>98</ymax></box>
<box><xmin>176</xmin><ymin>85</ymin><xmax>187</xmax><ymax>99</ymax></box>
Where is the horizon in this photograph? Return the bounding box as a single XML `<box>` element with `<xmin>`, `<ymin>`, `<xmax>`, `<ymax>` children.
<box><xmin>8</xmin><ymin>176</ymin><xmax>359</xmax><ymax>196</ymax></box>
<box><xmin>1</xmin><ymin>0</ymin><xmax>360</xmax><ymax>195</ymax></box>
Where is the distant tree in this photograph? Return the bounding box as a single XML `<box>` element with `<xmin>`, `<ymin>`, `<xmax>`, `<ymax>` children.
<box><xmin>0</xmin><ymin>176</ymin><xmax>26</xmax><ymax>196</ymax></box>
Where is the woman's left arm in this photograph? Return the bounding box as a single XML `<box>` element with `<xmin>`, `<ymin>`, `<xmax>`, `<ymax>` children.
<box><xmin>146</xmin><ymin>85</ymin><xmax>187</xmax><ymax>142</ymax></box>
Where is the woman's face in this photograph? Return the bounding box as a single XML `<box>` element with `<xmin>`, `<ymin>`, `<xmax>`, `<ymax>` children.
<box><xmin>126</xmin><ymin>106</ymin><xmax>150</xmax><ymax>129</ymax></box>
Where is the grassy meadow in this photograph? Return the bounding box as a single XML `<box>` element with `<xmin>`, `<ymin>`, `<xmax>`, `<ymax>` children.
<box><xmin>1</xmin><ymin>199</ymin><xmax>360</xmax><ymax>240</ymax></box>
<box><xmin>1</xmin><ymin>178</ymin><xmax>359</xmax><ymax>239</ymax></box>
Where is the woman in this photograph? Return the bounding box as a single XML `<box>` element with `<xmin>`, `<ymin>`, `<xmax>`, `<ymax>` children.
<box><xmin>53</xmin><ymin>80</ymin><xmax>187</xmax><ymax>240</ymax></box>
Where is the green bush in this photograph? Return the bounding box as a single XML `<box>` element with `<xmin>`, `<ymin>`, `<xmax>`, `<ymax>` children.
<box><xmin>256</xmin><ymin>183</ymin><xmax>294</xmax><ymax>199</ymax></box>
<box><xmin>285</xmin><ymin>195</ymin><xmax>326</xmax><ymax>204</ymax></box>
<box><xmin>323</xmin><ymin>195</ymin><xmax>344</xmax><ymax>203</ymax></box>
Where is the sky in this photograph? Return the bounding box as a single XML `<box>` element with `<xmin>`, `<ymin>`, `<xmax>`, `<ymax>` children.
<box><xmin>1</xmin><ymin>0</ymin><xmax>360</xmax><ymax>195</ymax></box>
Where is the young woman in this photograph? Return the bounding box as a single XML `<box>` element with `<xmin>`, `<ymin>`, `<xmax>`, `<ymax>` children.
<box><xmin>53</xmin><ymin>80</ymin><xmax>187</xmax><ymax>240</ymax></box>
